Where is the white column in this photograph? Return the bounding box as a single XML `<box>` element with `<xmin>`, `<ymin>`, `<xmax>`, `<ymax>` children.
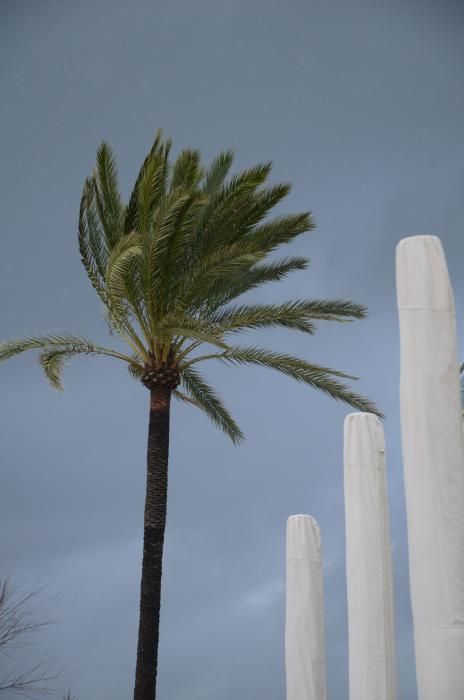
<box><xmin>344</xmin><ymin>412</ymin><xmax>397</xmax><ymax>700</ymax></box>
<box><xmin>285</xmin><ymin>514</ymin><xmax>327</xmax><ymax>700</ymax></box>
<box><xmin>396</xmin><ymin>235</ymin><xmax>464</xmax><ymax>699</ymax></box>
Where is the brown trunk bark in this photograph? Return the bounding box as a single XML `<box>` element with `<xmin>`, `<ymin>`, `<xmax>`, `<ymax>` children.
<box><xmin>133</xmin><ymin>387</ymin><xmax>171</xmax><ymax>700</ymax></box>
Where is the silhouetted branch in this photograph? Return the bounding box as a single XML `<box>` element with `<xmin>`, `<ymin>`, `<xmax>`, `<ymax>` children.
<box><xmin>0</xmin><ymin>579</ymin><xmax>51</xmax><ymax>651</ymax></box>
<box><xmin>62</xmin><ymin>689</ymin><xmax>77</xmax><ymax>700</ymax></box>
<box><xmin>0</xmin><ymin>578</ymin><xmax>59</xmax><ymax>697</ymax></box>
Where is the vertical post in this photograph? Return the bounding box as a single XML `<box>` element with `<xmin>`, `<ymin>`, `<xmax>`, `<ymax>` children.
<box><xmin>285</xmin><ymin>514</ymin><xmax>327</xmax><ymax>700</ymax></box>
<box><xmin>396</xmin><ymin>235</ymin><xmax>464</xmax><ymax>699</ymax></box>
<box><xmin>344</xmin><ymin>412</ymin><xmax>397</xmax><ymax>700</ymax></box>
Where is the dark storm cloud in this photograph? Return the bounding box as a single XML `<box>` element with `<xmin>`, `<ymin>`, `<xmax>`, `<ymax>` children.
<box><xmin>1</xmin><ymin>1</ymin><xmax>463</xmax><ymax>699</ymax></box>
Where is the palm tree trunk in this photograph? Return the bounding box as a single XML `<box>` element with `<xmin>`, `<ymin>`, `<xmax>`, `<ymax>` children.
<box><xmin>133</xmin><ymin>387</ymin><xmax>171</xmax><ymax>700</ymax></box>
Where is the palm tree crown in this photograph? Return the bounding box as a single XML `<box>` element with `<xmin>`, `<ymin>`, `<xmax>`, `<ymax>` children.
<box><xmin>0</xmin><ymin>130</ymin><xmax>380</xmax><ymax>438</ymax></box>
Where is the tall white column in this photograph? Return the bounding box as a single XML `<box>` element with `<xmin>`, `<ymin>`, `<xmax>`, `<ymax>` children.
<box><xmin>396</xmin><ymin>235</ymin><xmax>464</xmax><ymax>699</ymax></box>
<box><xmin>344</xmin><ymin>412</ymin><xmax>397</xmax><ymax>700</ymax></box>
<box><xmin>285</xmin><ymin>514</ymin><xmax>327</xmax><ymax>700</ymax></box>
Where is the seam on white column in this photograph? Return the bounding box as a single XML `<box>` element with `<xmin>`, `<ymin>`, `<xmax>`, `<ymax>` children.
<box><xmin>379</xmin><ymin>445</ymin><xmax>397</xmax><ymax>699</ymax></box>
<box><xmin>286</xmin><ymin>557</ymin><xmax>322</xmax><ymax>562</ymax></box>
<box><xmin>399</xmin><ymin>307</ymin><xmax>455</xmax><ymax>314</ymax></box>
<box><xmin>415</xmin><ymin>625</ymin><xmax>464</xmax><ymax>630</ymax></box>
<box><xmin>345</xmin><ymin>462</ymin><xmax>381</xmax><ymax>468</ymax></box>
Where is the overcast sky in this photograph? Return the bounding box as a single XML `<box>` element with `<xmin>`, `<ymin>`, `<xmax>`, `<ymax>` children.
<box><xmin>1</xmin><ymin>1</ymin><xmax>464</xmax><ymax>698</ymax></box>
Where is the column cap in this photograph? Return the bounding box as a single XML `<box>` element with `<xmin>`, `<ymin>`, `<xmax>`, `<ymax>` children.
<box><xmin>396</xmin><ymin>235</ymin><xmax>454</xmax><ymax>312</ymax></box>
<box><xmin>286</xmin><ymin>514</ymin><xmax>322</xmax><ymax>561</ymax></box>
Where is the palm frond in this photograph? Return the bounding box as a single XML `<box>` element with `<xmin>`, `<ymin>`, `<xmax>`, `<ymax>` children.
<box><xmin>176</xmin><ymin>247</ymin><xmax>265</xmax><ymax>310</ymax></box>
<box><xmin>230</xmin><ymin>183</ymin><xmax>292</xmax><ymax>238</ymax></box>
<box><xmin>201</xmin><ymin>150</ymin><xmax>234</xmax><ymax>195</ymax></box>
<box><xmin>78</xmin><ymin>178</ymin><xmax>109</xmax><ymax>301</ymax></box>
<box><xmin>196</xmin><ymin>162</ymin><xmax>273</xmax><ymax>257</ymax></box>
<box><xmin>143</xmin><ymin>190</ymin><xmax>201</xmax><ymax>319</ymax></box>
<box><xmin>0</xmin><ymin>335</ymin><xmax>86</xmax><ymax>361</ymax></box>
<box><xmin>105</xmin><ymin>233</ymin><xmax>142</xmax><ymax>307</ymax></box>
<box><xmin>157</xmin><ymin>190</ymin><xmax>209</xmax><ymax>308</ymax></box>
<box><xmin>184</xmin><ymin>345</ymin><xmax>382</xmax><ymax>416</ymax></box>
<box><xmin>104</xmin><ymin>238</ymin><xmax>146</xmax><ymax>346</ymax></box>
<box><xmin>172</xmin><ymin>389</ymin><xmax>201</xmax><ymax>407</ymax></box>
<box><xmin>179</xmin><ymin>211</ymin><xmax>314</xmax><ymax>310</ymax></box>
<box><xmin>201</xmin><ymin>256</ymin><xmax>310</xmax><ymax>312</ymax></box>
<box><xmin>211</xmin><ymin>298</ymin><xmax>367</xmax><ymax>327</ymax></box>
<box><xmin>128</xmin><ymin>358</ymin><xmax>145</xmax><ymax>381</ymax></box>
<box><xmin>246</xmin><ymin>212</ymin><xmax>315</xmax><ymax>255</ymax></box>
<box><xmin>160</xmin><ymin>324</ymin><xmax>229</xmax><ymax>351</ymax></box>
<box><xmin>170</xmin><ymin>148</ymin><xmax>203</xmax><ymax>190</ymax></box>
<box><xmin>208</xmin><ymin>301</ymin><xmax>327</xmax><ymax>334</ymax></box>
<box><xmin>124</xmin><ymin>129</ymin><xmax>171</xmax><ymax>234</ymax></box>
<box><xmin>38</xmin><ymin>350</ymin><xmax>67</xmax><ymax>389</ymax></box>
<box><xmin>136</xmin><ymin>150</ymin><xmax>170</xmax><ymax>237</ymax></box>
<box><xmin>282</xmin><ymin>299</ymin><xmax>367</xmax><ymax>321</ymax></box>
<box><xmin>37</xmin><ymin>341</ymin><xmax>135</xmax><ymax>389</ymax></box>
<box><xmin>0</xmin><ymin>334</ymin><xmax>134</xmax><ymax>366</ymax></box>
<box><xmin>114</xmin><ymin>250</ymin><xmax>149</xmax><ymax>342</ymax></box>
<box><xmin>11</xmin><ymin>338</ymin><xmax>133</xmax><ymax>389</ymax></box>
<box><xmin>180</xmin><ymin>367</ymin><xmax>244</xmax><ymax>443</ymax></box>
<box><xmin>94</xmin><ymin>142</ymin><xmax>123</xmax><ymax>246</ymax></box>
<box><xmin>106</xmin><ymin>232</ymin><xmax>142</xmax><ymax>282</ymax></box>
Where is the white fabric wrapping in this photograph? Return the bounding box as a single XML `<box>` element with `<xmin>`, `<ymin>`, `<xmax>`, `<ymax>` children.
<box><xmin>397</xmin><ymin>235</ymin><xmax>464</xmax><ymax>699</ymax></box>
<box><xmin>285</xmin><ymin>515</ymin><xmax>327</xmax><ymax>700</ymax></box>
<box><xmin>344</xmin><ymin>412</ymin><xmax>397</xmax><ymax>700</ymax></box>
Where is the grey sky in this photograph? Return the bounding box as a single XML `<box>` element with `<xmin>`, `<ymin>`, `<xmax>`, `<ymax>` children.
<box><xmin>1</xmin><ymin>1</ymin><xmax>463</xmax><ymax>698</ymax></box>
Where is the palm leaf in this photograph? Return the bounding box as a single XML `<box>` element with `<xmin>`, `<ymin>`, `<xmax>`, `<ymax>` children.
<box><xmin>208</xmin><ymin>301</ymin><xmax>323</xmax><ymax>334</ymax></box>
<box><xmin>227</xmin><ymin>183</ymin><xmax>292</xmax><ymax>241</ymax></box>
<box><xmin>282</xmin><ymin>299</ymin><xmax>367</xmax><ymax>321</ymax></box>
<box><xmin>136</xmin><ymin>148</ymin><xmax>170</xmax><ymax>237</ymax></box>
<box><xmin>180</xmin><ymin>367</ymin><xmax>244</xmax><ymax>443</ymax></box>
<box><xmin>201</xmin><ymin>256</ymin><xmax>310</xmax><ymax>312</ymax></box>
<box><xmin>172</xmin><ymin>388</ymin><xmax>201</xmax><ymax>407</ymax></box>
<box><xmin>157</xmin><ymin>190</ymin><xmax>209</xmax><ymax>308</ymax></box>
<box><xmin>37</xmin><ymin>342</ymin><xmax>135</xmax><ymax>390</ymax></box>
<box><xmin>144</xmin><ymin>191</ymin><xmax>199</xmax><ymax>318</ymax></box>
<box><xmin>0</xmin><ymin>335</ymin><xmax>86</xmax><ymax>361</ymax></box>
<box><xmin>160</xmin><ymin>324</ymin><xmax>229</xmax><ymax>351</ymax></box>
<box><xmin>128</xmin><ymin>359</ymin><xmax>145</xmax><ymax>381</ymax></box>
<box><xmin>196</xmin><ymin>162</ymin><xmax>272</xmax><ymax>258</ymax></box>
<box><xmin>185</xmin><ymin>345</ymin><xmax>382</xmax><ymax>416</ymax></box>
<box><xmin>246</xmin><ymin>212</ymin><xmax>315</xmax><ymax>255</ymax></box>
<box><xmin>176</xmin><ymin>247</ymin><xmax>265</xmax><ymax>310</ymax></box>
<box><xmin>201</xmin><ymin>150</ymin><xmax>234</xmax><ymax>195</ymax></box>
<box><xmin>94</xmin><ymin>142</ymin><xmax>123</xmax><ymax>246</ymax></box>
<box><xmin>0</xmin><ymin>334</ymin><xmax>133</xmax><ymax>365</ymax></box>
<box><xmin>78</xmin><ymin>180</ymin><xmax>108</xmax><ymax>303</ymax></box>
<box><xmin>125</xmin><ymin>129</ymin><xmax>170</xmax><ymax>233</ymax></box>
<box><xmin>170</xmin><ymin>149</ymin><xmax>203</xmax><ymax>190</ymax></box>
<box><xmin>38</xmin><ymin>350</ymin><xmax>67</xmax><ymax>389</ymax></box>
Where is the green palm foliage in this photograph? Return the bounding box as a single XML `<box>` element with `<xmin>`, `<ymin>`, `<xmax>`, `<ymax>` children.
<box><xmin>0</xmin><ymin>131</ymin><xmax>381</xmax><ymax>700</ymax></box>
<box><xmin>0</xmin><ymin>130</ymin><xmax>379</xmax><ymax>439</ymax></box>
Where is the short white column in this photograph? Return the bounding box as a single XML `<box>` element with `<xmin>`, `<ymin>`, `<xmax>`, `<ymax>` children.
<box><xmin>285</xmin><ymin>514</ymin><xmax>327</xmax><ymax>700</ymax></box>
<box><xmin>344</xmin><ymin>412</ymin><xmax>397</xmax><ymax>700</ymax></box>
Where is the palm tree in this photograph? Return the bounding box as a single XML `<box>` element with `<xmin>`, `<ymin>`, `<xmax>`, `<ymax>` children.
<box><xmin>0</xmin><ymin>131</ymin><xmax>380</xmax><ymax>700</ymax></box>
